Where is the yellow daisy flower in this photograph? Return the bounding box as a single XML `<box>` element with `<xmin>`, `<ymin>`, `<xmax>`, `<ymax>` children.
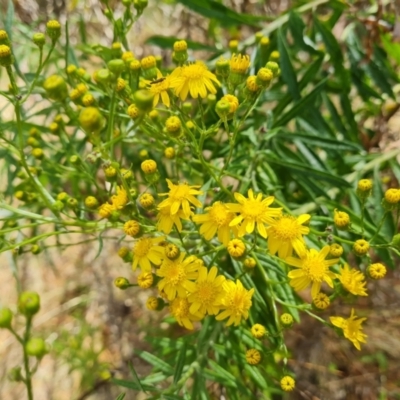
<box><xmin>330</xmin><ymin>308</ymin><xmax>367</xmax><ymax>350</ymax></box>
<box><xmin>156</xmin><ymin>253</ymin><xmax>199</xmax><ymax>301</ymax></box>
<box><xmin>227</xmin><ymin>189</ymin><xmax>282</xmax><ymax>238</ymax></box>
<box><xmin>132</xmin><ymin>237</ymin><xmax>165</xmax><ymax>272</ymax></box>
<box><xmin>170</xmin><ymin>61</ymin><xmax>220</xmax><ymax>101</ymax></box>
<box><xmin>286</xmin><ymin>246</ymin><xmax>339</xmax><ymax>299</ymax></box>
<box><xmin>158</xmin><ymin>179</ymin><xmax>203</xmax><ymax>219</ymax></box>
<box><xmin>146</xmin><ymin>70</ymin><xmax>171</xmax><ymax>107</ymax></box>
<box><xmin>337</xmin><ymin>264</ymin><xmax>367</xmax><ymax>296</ymax></box>
<box><xmin>266</xmin><ymin>214</ymin><xmax>310</xmax><ymax>259</ymax></box>
<box><xmin>216</xmin><ymin>280</ymin><xmax>254</xmax><ymax>326</ymax></box>
<box><xmin>192</xmin><ymin>201</ymin><xmax>236</xmax><ymax>245</ymax></box>
<box><xmin>156</xmin><ymin>205</ymin><xmax>190</xmax><ymax>234</ymax></box>
<box><xmin>169</xmin><ymin>297</ymin><xmax>203</xmax><ymax>330</ymax></box>
<box><xmin>110</xmin><ymin>186</ymin><xmax>129</xmax><ymax>210</ymax></box>
<box><xmin>187</xmin><ymin>266</ymin><xmax>226</xmax><ymax>316</ymax></box>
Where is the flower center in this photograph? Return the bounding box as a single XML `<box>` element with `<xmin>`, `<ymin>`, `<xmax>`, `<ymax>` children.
<box><xmin>241</xmin><ymin>199</ymin><xmax>264</xmax><ymax>219</ymax></box>
<box><xmin>171</xmin><ymin>298</ymin><xmax>190</xmax><ymax>318</ymax></box>
<box><xmin>133</xmin><ymin>238</ymin><xmax>152</xmax><ymax>257</ymax></box>
<box><xmin>163</xmin><ymin>261</ymin><xmax>185</xmax><ymax>285</ymax></box>
<box><xmin>196</xmin><ymin>282</ymin><xmax>216</xmax><ymax>305</ymax></box>
<box><xmin>208</xmin><ymin>203</ymin><xmax>231</xmax><ymax>226</ymax></box>
<box><xmin>303</xmin><ymin>256</ymin><xmax>326</xmax><ymax>282</ymax></box>
<box><xmin>183</xmin><ymin>64</ymin><xmax>206</xmax><ymax>80</ymax></box>
<box><xmin>170</xmin><ymin>184</ymin><xmax>191</xmax><ymax>201</ymax></box>
<box><xmin>271</xmin><ymin>216</ymin><xmax>300</xmax><ymax>240</ymax></box>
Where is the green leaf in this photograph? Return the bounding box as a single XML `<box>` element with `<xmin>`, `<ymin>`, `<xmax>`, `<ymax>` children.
<box><xmin>177</xmin><ymin>0</ymin><xmax>264</xmax><ymax>27</ymax></box>
<box><xmin>272</xmin><ymin>78</ymin><xmax>327</xmax><ymax>127</ymax></box>
<box><xmin>263</xmin><ymin>156</ymin><xmax>352</xmax><ymax>188</ymax></box>
<box><xmin>146</xmin><ymin>36</ymin><xmax>219</xmax><ymax>52</ymax></box>
<box><xmin>138</xmin><ymin>351</ymin><xmax>174</xmax><ymax>375</ymax></box>
<box><xmin>277</xmin><ymin>28</ymin><xmax>300</xmax><ymax>101</ymax></box>
<box><xmin>205</xmin><ymin>360</ymin><xmax>237</xmax><ymax>387</ymax></box>
<box><xmin>173</xmin><ymin>341</ymin><xmax>187</xmax><ymax>384</ymax></box>
<box><xmin>111</xmin><ymin>378</ymin><xmax>156</xmax><ymax>392</ymax></box>
<box><xmin>128</xmin><ymin>361</ymin><xmax>145</xmax><ymax>392</ymax></box>
<box><xmin>115</xmin><ymin>394</ymin><xmax>126</xmax><ymax>400</ymax></box>
<box><xmin>275</xmin><ymin>131</ymin><xmax>360</xmax><ymax>151</ymax></box>
<box><xmin>5</xmin><ymin>0</ymin><xmax>14</xmax><ymax>39</ymax></box>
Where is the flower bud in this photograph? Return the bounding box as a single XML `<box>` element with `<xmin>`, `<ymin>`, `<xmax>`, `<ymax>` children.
<box><xmin>18</xmin><ymin>291</ymin><xmax>40</xmax><ymax>317</ymax></box>
<box><xmin>0</xmin><ymin>44</ymin><xmax>14</xmax><ymax>68</ymax></box>
<box><xmin>139</xmin><ymin>193</ymin><xmax>155</xmax><ymax>209</ymax></box>
<box><xmin>265</xmin><ymin>61</ymin><xmax>280</xmax><ymax>77</ymax></box>
<box><xmin>85</xmin><ymin>196</ymin><xmax>99</xmax><ymax>209</ymax></box>
<box><xmin>165</xmin><ymin>116</ymin><xmax>182</xmax><ymax>138</ymax></box>
<box><xmin>127</xmin><ymin>104</ymin><xmax>141</xmax><ymax>119</ymax></box>
<box><xmin>244</xmin><ymin>257</ymin><xmax>256</xmax><ymax>269</ymax></box>
<box><xmin>141</xmin><ymin>159</ymin><xmax>157</xmax><ymax>174</ymax></box>
<box><xmin>280</xmin><ymin>313</ymin><xmax>293</xmax><ymax>328</ymax></box>
<box><xmin>164</xmin><ymin>147</ymin><xmax>175</xmax><ymax>159</ymax></box>
<box><xmin>111</xmin><ymin>42</ymin><xmax>123</xmax><ymax>58</ymax></box>
<box><xmin>164</xmin><ymin>243</ymin><xmax>180</xmax><ymax>260</ymax></box>
<box><xmin>79</xmin><ymin>107</ymin><xmax>104</xmax><ymax>133</ymax></box>
<box><xmin>228</xmin><ymin>40</ymin><xmax>238</xmax><ymax>53</ymax></box>
<box><xmin>357</xmin><ymin>179</ymin><xmax>373</xmax><ymax>200</ymax></box>
<box><xmin>367</xmin><ymin>263</ymin><xmax>387</xmax><ymax>280</ymax></box>
<box><xmin>133</xmin><ymin>90</ymin><xmax>154</xmax><ymax>112</ymax></box>
<box><xmin>256</xmin><ymin>67</ymin><xmax>273</xmax><ymax>88</ymax></box>
<box><xmin>32</xmin><ymin>33</ymin><xmax>46</xmax><ymax>48</ymax></box>
<box><xmin>0</xmin><ymin>308</ymin><xmax>13</xmax><ymax>329</ymax></box>
<box><xmin>8</xmin><ymin>367</ymin><xmax>23</xmax><ymax>382</ymax></box>
<box><xmin>114</xmin><ymin>277</ymin><xmax>131</xmax><ymax>289</ymax></box>
<box><xmin>46</xmin><ymin>20</ymin><xmax>61</xmax><ymax>41</ymax></box>
<box><xmin>146</xmin><ymin>296</ymin><xmax>164</xmax><ymax>311</ymax></box>
<box><xmin>269</xmin><ymin>51</ymin><xmax>280</xmax><ymax>61</ymax></box>
<box><xmin>353</xmin><ymin>239</ymin><xmax>370</xmax><ymax>256</ymax></box>
<box><xmin>43</xmin><ymin>75</ymin><xmax>68</xmax><ymax>101</ymax></box>
<box><xmin>52</xmin><ymin>200</ymin><xmax>65</xmax><ymax>211</ymax></box>
<box><xmin>141</xmin><ymin>56</ymin><xmax>157</xmax><ymax>80</ymax></box>
<box><xmin>333</xmin><ymin>209</ymin><xmax>350</xmax><ymax>230</ymax></box>
<box><xmin>0</xmin><ymin>30</ymin><xmax>10</xmax><ymax>46</ymax></box>
<box><xmin>215</xmin><ymin>99</ymin><xmax>231</xmax><ymax>119</ymax></box>
<box><xmin>227</xmin><ymin>239</ymin><xmax>246</xmax><ymax>259</ymax></box>
<box><xmin>31</xmin><ymin>244</ymin><xmax>41</xmax><ymax>255</ymax></box>
<box><xmin>93</xmin><ymin>68</ymin><xmax>111</xmax><ymax>85</ymax></box>
<box><xmin>134</xmin><ymin>0</ymin><xmax>148</xmax><ymax>14</ymax></box>
<box><xmin>108</xmin><ymin>59</ymin><xmax>126</xmax><ymax>75</ymax></box>
<box><xmin>26</xmin><ymin>338</ymin><xmax>47</xmax><ymax>358</ymax></box>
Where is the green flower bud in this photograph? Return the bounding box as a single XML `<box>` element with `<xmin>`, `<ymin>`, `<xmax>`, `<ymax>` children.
<box><xmin>31</xmin><ymin>244</ymin><xmax>41</xmax><ymax>254</ymax></box>
<box><xmin>114</xmin><ymin>277</ymin><xmax>130</xmax><ymax>289</ymax></box>
<box><xmin>391</xmin><ymin>233</ymin><xmax>400</xmax><ymax>249</ymax></box>
<box><xmin>43</xmin><ymin>75</ymin><xmax>68</xmax><ymax>101</ymax></box>
<box><xmin>107</xmin><ymin>59</ymin><xmax>126</xmax><ymax>75</ymax></box>
<box><xmin>46</xmin><ymin>20</ymin><xmax>61</xmax><ymax>41</ymax></box>
<box><xmin>216</xmin><ymin>57</ymin><xmax>230</xmax><ymax>80</ymax></box>
<box><xmin>8</xmin><ymin>367</ymin><xmax>23</xmax><ymax>382</ymax></box>
<box><xmin>0</xmin><ymin>44</ymin><xmax>13</xmax><ymax>68</ymax></box>
<box><xmin>133</xmin><ymin>89</ymin><xmax>154</xmax><ymax>112</ymax></box>
<box><xmin>215</xmin><ymin>99</ymin><xmax>231</xmax><ymax>119</ymax></box>
<box><xmin>265</xmin><ymin>61</ymin><xmax>280</xmax><ymax>78</ymax></box>
<box><xmin>18</xmin><ymin>291</ymin><xmax>40</xmax><ymax>317</ymax></box>
<box><xmin>32</xmin><ymin>33</ymin><xmax>46</xmax><ymax>48</ymax></box>
<box><xmin>0</xmin><ymin>308</ymin><xmax>13</xmax><ymax>329</ymax></box>
<box><xmin>93</xmin><ymin>68</ymin><xmax>111</xmax><ymax>84</ymax></box>
<box><xmin>0</xmin><ymin>30</ymin><xmax>10</xmax><ymax>46</ymax></box>
<box><xmin>52</xmin><ymin>200</ymin><xmax>65</xmax><ymax>211</ymax></box>
<box><xmin>79</xmin><ymin>107</ymin><xmax>104</xmax><ymax>133</ymax></box>
<box><xmin>26</xmin><ymin>338</ymin><xmax>47</xmax><ymax>358</ymax></box>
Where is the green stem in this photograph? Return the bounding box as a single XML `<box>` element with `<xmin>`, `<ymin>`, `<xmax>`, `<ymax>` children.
<box><xmin>23</xmin><ymin>317</ymin><xmax>34</xmax><ymax>400</ymax></box>
<box><xmin>370</xmin><ymin>212</ymin><xmax>388</xmax><ymax>243</ymax></box>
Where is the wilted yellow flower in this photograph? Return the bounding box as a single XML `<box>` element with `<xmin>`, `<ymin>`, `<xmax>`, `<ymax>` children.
<box><xmin>337</xmin><ymin>264</ymin><xmax>367</xmax><ymax>296</ymax></box>
<box><xmin>230</xmin><ymin>53</ymin><xmax>250</xmax><ymax>74</ymax></box>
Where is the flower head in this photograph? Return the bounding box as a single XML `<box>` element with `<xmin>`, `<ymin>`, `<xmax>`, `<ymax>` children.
<box><xmin>227</xmin><ymin>239</ymin><xmax>246</xmax><ymax>258</ymax></box>
<box><xmin>157</xmin><ymin>253</ymin><xmax>199</xmax><ymax>301</ymax></box>
<box><xmin>330</xmin><ymin>309</ymin><xmax>367</xmax><ymax>350</ymax></box>
<box><xmin>111</xmin><ymin>186</ymin><xmax>128</xmax><ymax>210</ymax></box>
<box><xmin>187</xmin><ymin>266</ymin><xmax>226</xmax><ymax>316</ymax></box>
<box><xmin>251</xmin><ymin>323</ymin><xmax>267</xmax><ymax>339</ymax></box>
<box><xmin>158</xmin><ymin>179</ymin><xmax>203</xmax><ymax>219</ymax></box>
<box><xmin>367</xmin><ymin>263</ymin><xmax>387</xmax><ymax>279</ymax></box>
<box><xmin>245</xmin><ymin>349</ymin><xmax>262</xmax><ymax>365</ymax></box>
<box><xmin>157</xmin><ymin>205</ymin><xmax>189</xmax><ymax>234</ymax></box>
<box><xmin>286</xmin><ymin>246</ymin><xmax>338</xmax><ymax>299</ymax></box>
<box><xmin>267</xmin><ymin>214</ymin><xmax>310</xmax><ymax>259</ymax></box>
<box><xmin>132</xmin><ymin>237</ymin><xmax>165</xmax><ymax>272</ymax></box>
<box><xmin>329</xmin><ymin>243</ymin><xmax>343</xmax><ymax>257</ymax></box>
<box><xmin>170</xmin><ymin>297</ymin><xmax>203</xmax><ymax>330</ymax></box>
<box><xmin>353</xmin><ymin>239</ymin><xmax>370</xmax><ymax>256</ymax></box>
<box><xmin>170</xmin><ymin>62</ymin><xmax>220</xmax><ymax>101</ymax></box>
<box><xmin>193</xmin><ymin>201</ymin><xmax>236</xmax><ymax>246</ymax></box>
<box><xmin>137</xmin><ymin>272</ymin><xmax>154</xmax><ymax>289</ymax></box>
<box><xmin>313</xmin><ymin>293</ymin><xmax>330</xmax><ymax>309</ymax></box>
<box><xmin>216</xmin><ymin>280</ymin><xmax>254</xmax><ymax>326</ymax></box>
<box><xmin>334</xmin><ymin>209</ymin><xmax>350</xmax><ymax>229</ymax></box>
<box><xmin>384</xmin><ymin>188</ymin><xmax>400</xmax><ymax>204</ymax></box>
<box><xmin>227</xmin><ymin>189</ymin><xmax>282</xmax><ymax>238</ymax></box>
<box><xmin>280</xmin><ymin>376</ymin><xmax>295</xmax><ymax>392</ymax></box>
<box><xmin>337</xmin><ymin>264</ymin><xmax>367</xmax><ymax>296</ymax></box>
<box><xmin>147</xmin><ymin>70</ymin><xmax>171</xmax><ymax>107</ymax></box>
<box><xmin>230</xmin><ymin>54</ymin><xmax>250</xmax><ymax>74</ymax></box>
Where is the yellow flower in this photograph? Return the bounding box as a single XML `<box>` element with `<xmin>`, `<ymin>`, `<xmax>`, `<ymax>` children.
<box><xmin>280</xmin><ymin>313</ymin><xmax>293</xmax><ymax>327</ymax></box>
<box><xmin>367</xmin><ymin>263</ymin><xmax>387</xmax><ymax>279</ymax></box>
<box><xmin>147</xmin><ymin>71</ymin><xmax>171</xmax><ymax>107</ymax></box>
<box><xmin>329</xmin><ymin>243</ymin><xmax>343</xmax><ymax>257</ymax></box>
<box><xmin>384</xmin><ymin>188</ymin><xmax>400</xmax><ymax>204</ymax></box>
<box><xmin>357</xmin><ymin>179</ymin><xmax>372</xmax><ymax>192</ymax></box>
<box><xmin>170</xmin><ymin>61</ymin><xmax>220</xmax><ymax>101</ymax></box>
<box><xmin>313</xmin><ymin>293</ymin><xmax>330</xmax><ymax>309</ymax></box>
<box><xmin>244</xmin><ymin>257</ymin><xmax>256</xmax><ymax>269</ymax></box>
<box><xmin>123</xmin><ymin>220</ymin><xmax>141</xmax><ymax>237</ymax></box>
<box><xmin>330</xmin><ymin>309</ymin><xmax>367</xmax><ymax>350</ymax></box>
<box><xmin>286</xmin><ymin>246</ymin><xmax>339</xmax><ymax>299</ymax></box>
<box><xmin>158</xmin><ymin>179</ymin><xmax>203</xmax><ymax>219</ymax></box>
<box><xmin>141</xmin><ymin>159</ymin><xmax>157</xmax><ymax>174</ymax></box>
<box><xmin>139</xmin><ymin>193</ymin><xmax>155</xmax><ymax>209</ymax></box>
<box><xmin>221</xmin><ymin>94</ymin><xmax>239</xmax><ymax>113</ymax></box>
<box><xmin>227</xmin><ymin>189</ymin><xmax>282</xmax><ymax>238</ymax></box>
<box><xmin>187</xmin><ymin>266</ymin><xmax>226</xmax><ymax>316</ymax></box>
<box><xmin>157</xmin><ymin>205</ymin><xmax>189</xmax><ymax>234</ymax></box>
<box><xmin>110</xmin><ymin>186</ymin><xmax>128</xmax><ymax>210</ymax></box>
<box><xmin>334</xmin><ymin>209</ymin><xmax>350</xmax><ymax>229</ymax></box>
<box><xmin>227</xmin><ymin>239</ymin><xmax>246</xmax><ymax>258</ymax></box>
<box><xmin>192</xmin><ymin>201</ymin><xmax>236</xmax><ymax>246</ymax></box>
<box><xmin>353</xmin><ymin>239</ymin><xmax>370</xmax><ymax>256</ymax></box>
<box><xmin>280</xmin><ymin>376</ymin><xmax>295</xmax><ymax>392</ymax></box>
<box><xmin>216</xmin><ymin>280</ymin><xmax>254</xmax><ymax>326</ymax></box>
<box><xmin>245</xmin><ymin>349</ymin><xmax>261</xmax><ymax>365</ymax></box>
<box><xmin>132</xmin><ymin>237</ymin><xmax>165</xmax><ymax>272</ymax></box>
<box><xmin>169</xmin><ymin>297</ymin><xmax>203</xmax><ymax>330</ymax></box>
<box><xmin>137</xmin><ymin>272</ymin><xmax>154</xmax><ymax>289</ymax></box>
<box><xmin>146</xmin><ymin>296</ymin><xmax>161</xmax><ymax>311</ymax></box>
<box><xmin>266</xmin><ymin>214</ymin><xmax>310</xmax><ymax>259</ymax></box>
<box><xmin>230</xmin><ymin>54</ymin><xmax>250</xmax><ymax>74</ymax></box>
<box><xmin>337</xmin><ymin>264</ymin><xmax>367</xmax><ymax>296</ymax></box>
<box><xmin>98</xmin><ymin>203</ymin><xmax>114</xmax><ymax>219</ymax></box>
<box><xmin>156</xmin><ymin>253</ymin><xmax>199</xmax><ymax>301</ymax></box>
<box><xmin>251</xmin><ymin>323</ymin><xmax>267</xmax><ymax>339</ymax></box>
